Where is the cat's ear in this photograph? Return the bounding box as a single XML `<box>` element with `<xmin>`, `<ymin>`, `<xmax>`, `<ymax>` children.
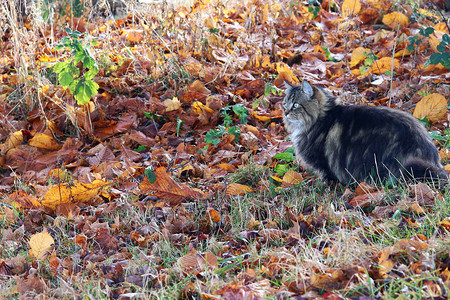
<box><xmin>284</xmin><ymin>80</ymin><xmax>294</xmax><ymax>89</ymax></box>
<box><xmin>302</xmin><ymin>80</ymin><xmax>314</xmax><ymax>98</ymax></box>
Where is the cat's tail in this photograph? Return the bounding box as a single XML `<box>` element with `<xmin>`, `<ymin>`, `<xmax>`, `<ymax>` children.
<box><xmin>401</xmin><ymin>157</ymin><xmax>448</xmax><ymax>183</ymax></box>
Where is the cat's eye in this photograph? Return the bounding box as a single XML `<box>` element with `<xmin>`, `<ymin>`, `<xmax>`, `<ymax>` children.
<box><xmin>293</xmin><ymin>103</ymin><xmax>299</xmax><ymax>108</ymax></box>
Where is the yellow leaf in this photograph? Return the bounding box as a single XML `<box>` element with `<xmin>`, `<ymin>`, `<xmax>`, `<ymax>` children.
<box><xmin>41</xmin><ymin>180</ymin><xmax>109</xmax><ymax>208</ymax></box>
<box><xmin>29</xmin><ymin>133</ymin><xmax>60</xmax><ymax>150</ymax></box>
<box><xmin>226</xmin><ymin>183</ymin><xmax>254</xmax><ymax>196</ymax></box>
<box><xmin>192</xmin><ymin>101</ymin><xmax>214</xmax><ymax>114</ymax></box>
<box><xmin>342</xmin><ymin>0</ymin><xmax>361</xmax><ymax>17</ymax></box>
<box><xmin>29</xmin><ymin>228</ymin><xmax>54</xmax><ymax>259</ymax></box>
<box><xmin>0</xmin><ymin>131</ymin><xmax>24</xmax><ymax>155</ymax></box>
<box><xmin>413</xmin><ymin>93</ymin><xmax>447</xmax><ymax>123</ymax></box>
<box><xmin>382</xmin><ymin>12</ymin><xmax>409</xmax><ymax>29</ymax></box>
<box><xmin>163</xmin><ymin>97</ymin><xmax>181</xmax><ymax>112</ymax></box>
<box><xmin>350</xmin><ymin>47</ymin><xmax>370</xmax><ymax>68</ymax></box>
<box><xmin>370</xmin><ymin>57</ymin><xmax>399</xmax><ymax>74</ymax></box>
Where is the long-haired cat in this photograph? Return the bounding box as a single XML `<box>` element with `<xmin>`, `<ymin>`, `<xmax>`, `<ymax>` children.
<box><xmin>282</xmin><ymin>81</ymin><xmax>448</xmax><ymax>184</ymax></box>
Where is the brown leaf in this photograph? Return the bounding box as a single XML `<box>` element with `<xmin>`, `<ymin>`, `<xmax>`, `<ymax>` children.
<box><xmin>413</xmin><ymin>93</ymin><xmax>447</xmax><ymax>123</ymax></box>
<box><xmin>139</xmin><ymin>167</ymin><xmax>204</xmax><ymax>205</ymax></box>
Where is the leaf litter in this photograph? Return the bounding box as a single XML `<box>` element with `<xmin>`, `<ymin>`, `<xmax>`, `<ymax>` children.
<box><xmin>0</xmin><ymin>0</ymin><xmax>449</xmax><ymax>298</ymax></box>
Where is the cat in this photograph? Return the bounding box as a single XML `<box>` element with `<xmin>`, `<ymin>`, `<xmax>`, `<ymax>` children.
<box><xmin>282</xmin><ymin>80</ymin><xmax>448</xmax><ymax>184</ymax></box>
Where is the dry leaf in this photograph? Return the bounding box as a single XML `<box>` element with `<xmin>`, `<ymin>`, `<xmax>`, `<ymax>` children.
<box><xmin>282</xmin><ymin>170</ymin><xmax>303</xmax><ymax>186</ymax></box>
<box><xmin>342</xmin><ymin>0</ymin><xmax>361</xmax><ymax>17</ymax></box>
<box><xmin>382</xmin><ymin>12</ymin><xmax>409</xmax><ymax>29</ymax></box>
<box><xmin>41</xmin><ymin>180</ymin><xmax>109</xmax><ymax>208</ymax></box>
<box><xmin>139</xmin><ymin>167</ymin><xmax>204</xmax><ymax>205</ymax></box>
<box><xmin>413</xmin><ymin>93</ymin><xmax>447</xmax><ymax>122</ymax></box>
<box><xmin>226</xmin><ymin>183</ymin><xmax>254</xmax><ymax>196</ymax></box>
<box><xmin>29</xmin><ymin>133</ymin><xmax>60</xmax><ymax>150</ymax></box>
<box><xmin>371</xmin><ymin>57</ymin><xmax>400</xmax><ymax>74</ymax></box>
<box><xmin>350</xmin><ymin>47</ymin><xmax>369</xmax><ymax>68</ymax></box>
<box><xmin>163</xmin><ymin>97</ymin><xmax>181</xmax><ymax>112</ymax></box>
<box><xmin>29</xmin><ymin>228</ymin><xmax>54</xmax><ymax>260</ymax></box>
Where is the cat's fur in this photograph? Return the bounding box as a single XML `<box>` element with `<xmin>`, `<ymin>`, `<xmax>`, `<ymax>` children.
<box><xmin>282</xmin><ymin>81</ymin><xmax>448</xmax><ymax>184</ymax></box>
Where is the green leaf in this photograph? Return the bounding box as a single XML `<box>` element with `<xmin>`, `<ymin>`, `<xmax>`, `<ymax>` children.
<box><xmin>145</xmin><ymin>167</ymin><xmax>156</xmax><ymax>183</ymax></box>
<box><xmin>53</xmin><ymin>61</ymin><xmax>68</xmax><ymax>73</ymax></box>
<box><xmin>273</xmin><ymin>152</ymin><xmax>296</xmax><ymax>162</ymax></box>
<box><xmin>84</xmin><ymin>68</ymin><xmax>98</xmax><ymax>80</ymax></box>
<box><xmin>428</xmin><ymin>52</ymin><xmax>442</xmax><ymax>65</ymax></box>
<box><xmin>74</xmin><ymin>82</ymin><xmax>94</xmax><ymax>105</ymax></box>
<box><xmin>83</xmin><ymin>56</ymin><xmax>97</xmax><ymax>70</ymax></box>
<box><xmin>58</xmin><ymin>71</ymin><xmax>74</xmax><ymax>87</ymax></box>
<box><xmin>437</xmin><ymin>44</ymin><xmax>446</xmax><ymax>53</ymax></box>
<box><xmin>69</xmin><ymin>78</ymin><xmax>80</xmax><ymax>94</ymax></box>
<box><xmin>424</xmin><ymin>27</ymin><xmax>434</xmax><ymax>37</ymax></box>
<box><xmin>233</xmin><ymin>104</ymin><xmax>249</xmax><ymax>124</ymax></box>
<box><xmin>274</xmin><ymin>164</ymin><xmax>289</xmax><ymax>176</ymax></box>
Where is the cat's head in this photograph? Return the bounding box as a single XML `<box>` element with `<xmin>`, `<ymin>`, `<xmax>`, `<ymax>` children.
<box><xmin>282</xmin><ymin>81</ymin><xmax>336</xmax><ymax>131</ymax></box>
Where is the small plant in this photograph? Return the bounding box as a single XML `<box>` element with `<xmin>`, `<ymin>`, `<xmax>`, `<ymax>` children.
<box><xmin>273</xmin><ymin>147</ymin><xmax>296</xmax><ymax>176</ymax></box>
<box><xmin>307</xmin><ymin>0</ymin><xmax>321</xmax><ymax>18</ymax></box>
<box><xmin>53</xmin><ymin>28</ymin><xmax>99</xmax><ymax>105</ymax></box>
<box><xmin>408</xmin><ymin>26</ymin><xmax>450</xmax><ymax>69</ymax></box>
<box><xmin>204</xmin><ymin>104</ymin><xmax>249</xmax><ymax>147</ymax></box>
<box><xmin>359</xmin><ymin>51</ymin><xmax>378</xmax><ymax>74</ymax></box>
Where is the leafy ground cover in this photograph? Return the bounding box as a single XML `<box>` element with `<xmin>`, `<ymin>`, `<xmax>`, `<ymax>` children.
<box><xmin>0</xmin><ymin>0</ymin><xmax>450</xmax><ymax>298</ymax></box>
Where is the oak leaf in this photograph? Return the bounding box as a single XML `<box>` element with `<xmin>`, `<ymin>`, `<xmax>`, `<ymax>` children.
<box><xmin>413</xmin><ymin>93</ymin><xmax>447</xmax><ymax>122</ymax></box>
<box><xmin>163</xmin><ymin>97</ymin><xmax>181</xmax><ymax>112</ymax></box>
<box><xmin>29</xmin><ymin>228</ymin><xmax>54</xmax><ymax>260</ymax></box>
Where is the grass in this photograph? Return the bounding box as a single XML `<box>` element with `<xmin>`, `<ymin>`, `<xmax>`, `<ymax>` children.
<box><xmin>1</xmin><ymin>0</ymin><xmax>449</xmax><ymax>298</ymax></box>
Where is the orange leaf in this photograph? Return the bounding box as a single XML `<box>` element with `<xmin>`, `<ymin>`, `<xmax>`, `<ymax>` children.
<box><xmin>382</xmin><ymin>12</ymin><xmax>409</xmax><ymax>29</ymax></box>
<box><xmin>342</xmin><ymin>0</ymin><xmax>361</xmax><ymax>18</ymax></box>
<box><xmin>139</xmin><ymin>167</ymin><xmax>204</xmax><ymax>205</ymax></box>
<box><xmin>226</xmin><ymin>183</ymin><xmax>254</xmax><ymax>196</ymax></box>
<box><xmin>413</xmin><ymin>93</ymin><xmax>447</xmax><ymax>122</ymax></box>
<box><xmin>207</xmin><ymin>208</ymin><xmax>221</xmax><ymax>222</ymax></box>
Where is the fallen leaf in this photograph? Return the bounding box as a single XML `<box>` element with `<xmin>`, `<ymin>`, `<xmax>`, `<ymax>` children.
<box><xmin>382</xmin><ymin>12</ymin><xmax>409</xmax><ymax>29</ymax></box>
<box><xmin>282</xmin><ymin>170</ymin><xmax>303</xmax><ymax>186</ymax></box>
<box><xmin>29</xmin><ymin>228</ymin><xmax>54</xmax><ymax>260</ymax></box>
<box><xmin>139</xmin><ymin>167</ymin><xmax>204</xmax><ymax>205</ymax></box>
<box><xmin>41</xmin><ymin>180</ymin><xmax>109</xmax><ymax>208</ymax></box>
<box><xmin>163</xmin><ymin>97</ymin><xmax>181</xmax><ymax>112</ymax></box>
<box><xmin>342</xmin><ymin>0</ymin><xmax>361</xmax><ymax>18</ymax></box>
<box><xmin>370</xmin><ymin>57</ymin><xmax>400</xmax><ymax>74</ymax></box>
<box><xmin>226</xmin><ymin>183</ymin><xmax>254</xmax><ymax>196</ymax></box>
<box><xmin>413</xmin><ymin>93</ymin><xmax>447</xmax><ymax>122</ymax></box>
<box><xmin>29</xmin><ymin>133</ymin><xmax>60</xmax><ymax>150</ymax></box>
<box><xmin>350</xmin><ymin>47</ymin><xmax>369</xmax><ymax>68</ymax></box>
